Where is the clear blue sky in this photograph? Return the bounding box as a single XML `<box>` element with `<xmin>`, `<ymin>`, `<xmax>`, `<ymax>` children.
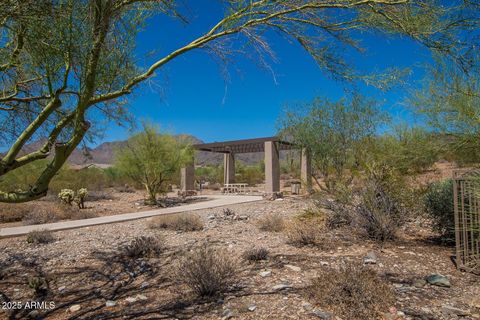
<box><xmin>102</xmin><ymin>2</ymin><xmax>433</xmax><ymax>144</ymax></box>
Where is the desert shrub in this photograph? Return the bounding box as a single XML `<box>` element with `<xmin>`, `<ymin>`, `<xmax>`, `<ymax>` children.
<box><xmin>149</xmin><ymin>213</ymin><xmax>204</xmax><ymax>231</ymax></box>
<box><xmin>176</xmin><ymin>244</ymin><xmax>239</xmax><ymax>297</ymax></box>
<box><xmin>236</xmin><ymin>163</ymin><xmax>264</xmax><ymax>186</ymax></box>
<box><xmin>306</xmin><ymin>263</ymin><xmax>395</xmax><ymax>320</ymax></box>
<box><xmin>322</xmin><ymin>200</ymin><xmax>353</xmax><ymax>229</ymax></box>
<box><xmin>23</xmin><ymin>207</ymin><xmax>61</xmax><ymax>225</ymax></box>
<box><xmin>257</xmin><ymin>213</ymin><xmax>285</xmax><ymax>232</ymax></box>
<box><xmin>286</xmin><ymin>220</ymin><xmax>323</xmax><ymax>247</ymax></box>
<box><xmin>28</xmin><ymin>276</ymin><xmax>49</xmax><ymax>297</ymax></box>
<box><xmin>242</xmin><ymin>247</ymin><xmax>269</xmax><ymax>262</ymax></box>
<box><xmin>22</xmin><ymin>204</ymin><xmax>79</xmax><ymax>225</ymax></box>
<box><xmin>355</xmin><ymin>179</ymin><xmax>407</xmax><ymax>242</ymax></box>
<box><xmin>120</xmin><ymin>236</ymin><xmax>164</xmax><ymax>259</ymax></box>
<box><xmin>26</xmin><ymin>230</ymin><xmax>55</xmax><ymax>244</ymax></box>
<box><xmin>70</xmin><ymin>210</ymin><xmax>98</xmax><ymax>220</ymax></box>
<box><xmin>424</xmin><ymin>179</ymin><xmax>454</xmax><ymax>242</ymax></box>
<box><xmin>87</xmin><ymin>190</ymin><xmax>115</xmax><ymax>201</ymax></box>
<box><xmin>0</xmin><ymin>203</ymin><xmax>34</xmax><ymax>223</ymax></box>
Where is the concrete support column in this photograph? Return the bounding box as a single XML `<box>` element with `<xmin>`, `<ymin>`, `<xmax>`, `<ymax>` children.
<box><xmin>181</xmin><ymin>162</ymin><xmax>195</xmax><ymax>192</ymax></box>
<box><xmin>301</xmin><ymin>148</ymin><xmax>312</xmax><ymax>193</ymax></box>
<box><xmin>223</xmin><ymin>152</ymin><xmax>235</xmax><ymax>184</ymax></box>
<box><xmin>264</xmin><ymin>141</ymin><xmax>280</xmax><ymax>193</ymax></box>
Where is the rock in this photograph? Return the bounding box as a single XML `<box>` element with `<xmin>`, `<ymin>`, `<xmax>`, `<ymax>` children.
<box><xmin>425</xmin><ymin>274</ymin><xmax>451</xmax><ymax>287</ymax></box>
<box><xmin>285</xmin><ymin>264</ymin><xmax>301</xmax><ymax>272</ymax></box>
<box><xmin>441</xmin><ymin>305</ymin><xmax>470</xmax><ymax>316</ymax></box>
<box><xmin>105</xmin><ymin>300</ymin><xmax>117</xmax><ymax>307</ymax></box>
<box><xmin>412</xmin><ymin>279</ymin><xmax>427</xmax><ymax>288</ymax></box>
<box><xmin>235</xmin><ymin>215</ymin><xmax>248</xmax><ymax>221</ymax></box>
<box><xmin>272</xmin><ymin>284</ymin><xmax>291</xmax><ymax>291</ymax></box>
<box><xmin>69</xmin><ymin>304</ymin><xmax>81</xmax><ymax>312</ymax></box>
<box><xmin>58</xmin><ymin>286</ymin><xmax>66</xmax><ymax>292</ymax></box>
<box><xmin>125</xmin><ymin>297</ymin><xmax>137</xmax><ymax>303</ymax></box>
<box><xmin>136</xmin><ymin>294</ymin><xmax>148</xmax><ymax>301</ymax></box>
<box><xmin>311</xmin><ymin>309</ymin><xmax>334</xmax><ymax>319</ymax></box>
<box><xmin>363</xmin><ymin>251</ymin><xmax>377</xmax><ymax>264</ymax></box>
<box><xmin>301</xmin><ymin>301</ymin><xmax>313</xmax><ymax>311</ymax></box>
<box><xmin>259</xmin><ymin>270</ymin><xmax>272</xmax><ymax>277</ymax></box>
<box><xmin>222</xmin><ymin>309</ymin><xmax>235</xmax><ymax>319</ymax></box>
<box><xmin>247</xmin><ymin>305</ymin><xmax>256</xmax><ymax>312</ymax></box>
<box><xmin>320</xmin><ymin>261</ymin><xmax>329</xmax><ymax>266</ymax></box>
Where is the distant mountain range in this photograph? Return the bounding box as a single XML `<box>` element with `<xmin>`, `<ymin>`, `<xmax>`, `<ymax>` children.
<box><xmin>18</xmin><ymin>135</ymin><xmax>270</xmax><ymax>167</ymax></box>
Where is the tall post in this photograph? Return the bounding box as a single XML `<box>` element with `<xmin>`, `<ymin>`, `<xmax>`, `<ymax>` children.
<box><xmin>223</xmin><ymin>152</ymin><xmax>235</xmax><ymax>184</ymax></box>
<box><xmin>301</xmin><ymin>147</ymin><xmax>312</xmax><ymax>193</ymax></box>
<box><xmin>264</xmin><ymin>141</ymin><xmax>280</xmax><ymax>194</ymax></box>
<box><xmin>181</xmin><ymin>154</ymin><xmax>195</xmax><ymax>192</ymax></box>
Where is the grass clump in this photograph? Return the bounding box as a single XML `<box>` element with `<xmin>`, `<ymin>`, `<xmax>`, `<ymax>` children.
<box><xmin>149</xmin><ymin>213</ymin><xmax>204</xmax><ymax>232</ymax></box>
<box><xmin>242</xmin><ymin>247</ymin><xmax>269</xmax><ymax>262</ymax></box>
<box><xmin>120</xmin><ymin>236</ymin><xmax>164</xmax><ymax>259</ymax></box>
<box><xmin>286</xmin><ymin>220</ymin><xmax>323</xmax><ymax>247</ymax></box>
<box><xmin>257</xmin><ymin>213</ymin><xmax>285</xmax><ymax>232</ymax></box>
<box><xmin>26</xmin><ymin>230</ymin><xmax>55</xmax><ymax>244</ymax></box>
<box><xmin>306</xmin><ymin>263</ymin><xmax>395</xmax><ymax>320</ymax></box>
<box><xmin>176</xmin><ymin>244</ymin><xmax>239</xmax><ymax>297</ymax></box>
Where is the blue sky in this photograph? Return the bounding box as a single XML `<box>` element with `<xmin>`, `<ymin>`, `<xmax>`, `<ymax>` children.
<box><xmin>102</xmin><ymin>2</ymin><xmax>433</xmax><ymax>144</ymax></box>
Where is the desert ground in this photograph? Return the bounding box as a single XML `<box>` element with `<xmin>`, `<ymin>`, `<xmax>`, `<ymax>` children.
<box><xmin>1</xmin><ymin>194</ymin><xmax>479</xmax><ymax>320</ymax></box>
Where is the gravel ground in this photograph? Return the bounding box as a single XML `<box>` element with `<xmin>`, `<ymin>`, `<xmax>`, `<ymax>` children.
<box><xmin>0</xmin><ymin>197</ymin><xmax>479</xmax><ymax>320</ymax></box>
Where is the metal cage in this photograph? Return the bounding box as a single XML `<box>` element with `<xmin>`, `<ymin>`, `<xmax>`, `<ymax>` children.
<box><xmin>453</xmin><ymin>169</ymin><xmax>480</xmax><ymax>274</ymax></box>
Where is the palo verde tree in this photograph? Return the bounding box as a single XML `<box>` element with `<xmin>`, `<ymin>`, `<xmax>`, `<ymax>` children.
<box><xmin>0</xmin><ymin>0</ymin><xmax>478</xmax><ymax>203</ymax></box>
<box><xmin>114</xmin><ymin>124</ymin><xmax>192</xmax><ymax>204</ymax></box>
<box><xmin>279</xmin><ymin>94</ymin><xmax>389</xmax><ymax>190</ymax></box>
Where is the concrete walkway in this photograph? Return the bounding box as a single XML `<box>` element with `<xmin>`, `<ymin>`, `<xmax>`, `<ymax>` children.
<box><xmin>0</xmin><ymin>195</ymin><xmax>263</xmax><ymax>238</ymax></box>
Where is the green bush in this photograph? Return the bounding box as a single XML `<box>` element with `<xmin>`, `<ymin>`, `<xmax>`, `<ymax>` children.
<box><xmin>424</xmin><ymin>179</ymin><xmax>455</xmax><ymax>242</ymax></box>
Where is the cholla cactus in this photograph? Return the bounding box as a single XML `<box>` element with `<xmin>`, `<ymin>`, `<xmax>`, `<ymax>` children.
<box><xmin>58</xmin><ymin>189</ymin><xmax>75</xmax><ymax>205</ymax></box>
<box><xmin>75</xmin><ymin>188</ymin><xmax>88</xmax><ymax>209</ymax></box>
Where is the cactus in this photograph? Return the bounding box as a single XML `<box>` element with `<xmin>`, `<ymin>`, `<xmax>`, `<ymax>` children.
<box><xmin>58</xmin><ymin>189</ymin><xmax>75</xmax><ymax>205</ymax></box>
<box><xmin>74</xmin><ymin>188</ymin><xmax>88</xmax><ymax>209</ymax></box>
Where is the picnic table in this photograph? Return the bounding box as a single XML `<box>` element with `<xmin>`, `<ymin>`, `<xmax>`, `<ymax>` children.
<box><xmin>222</xmin><ymin>183</ymin><xmax>249</xmax><ymax>194</ymax></box>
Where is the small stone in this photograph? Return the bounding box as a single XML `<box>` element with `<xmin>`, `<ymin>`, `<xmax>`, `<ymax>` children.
<box><xmin>442</xmin><ymin>305</ymin><xmax>470</xmax><ymax>316</ymax></box>
<box><xmin>302</xmin><ymin>301</ymin><xmax>313</xmax><ymax>311</ymax></box>
<box><xmin>363</xmin><ymin>251</ymin><xmax>377</xmax><ymax>264</ymax></box>
<box><xmin>58</xmin><ymin>286</ymin><xmax>66</xmax><ymax>292</ymax></box>
<box><xmin>222</xmin><ymin>309</ymin><xmax>234</xmax><ymax>319</ymax></box>
<box><xmin>259</xmin><ymin>270</ymin><xmax>272</xmax><ymax>277</ymax></box>
<box><xmin>285</xmin><ymin>264</ymin><xmax>301</xmax><ymax>272</ymax></box>
<box><xmin>136</xmin><ymin>294</ymin><xmax>148</xmax><ymax>301</ymax></box>
<box><xmin>125</xmin><ymin>297</ymin><xmax>137</xmax><ymax>303</ymax></box>
<box><xmin>425</xmin><ymin>274</ymin><xmax>451</xmax><ymax>287</ymax></box>
<box><xmin>320</xmin><ymin>261</ymin><xmax>329</xmax><ymax>266</ymax></box>
<box><xmin>105</xmin><ymin>300</ymin><xmax>116</xmax><ymax>307</ymax></box>
<box><xmin>69</xmin><ymin>304</ymin><xmax>81</xmax><ymax>312</ymax></box>
<box><xmin>272</xmin><ymin>284</ymin><xmax>291</xmax><ymax>291</ymax></box>
<box><xmin>247</xmin><ymin>305</ymin><xmax>256</xmax><ymax>312</ymax></box>
<box><xmin>412</xmin><ymin>279</ymin><xmax>427</xmax><ymax>288</ymax></box>
<box><xmin>235</xmin><ymin>215</ymin><xmax>248</xmax><ymax>220</ymax></box>
<box><xmin>312</xmin><ymin>309</ymin><xmax>334</xmax><ymax>319</ymax></box>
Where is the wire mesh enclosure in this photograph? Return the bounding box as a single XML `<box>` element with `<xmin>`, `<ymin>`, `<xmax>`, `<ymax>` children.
<box><xmin>453</xmin><ymin>169</ymin><xmax>480</xmax><ymax>274</ymax></box>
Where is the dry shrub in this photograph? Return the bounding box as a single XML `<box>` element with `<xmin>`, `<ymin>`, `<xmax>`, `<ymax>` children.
<box><xmin>257</xmin><ymin>213</ymin><xmax>285</xmax><ymax>232</ymax></box>
<box><xmin>286</xmin><ymin>219</ymin><xmax>327</xmax><ymax>247</ymax></box>
<box><xmin>242</xmin><ymin>247</ymin><xmax>269</xmax><ymax>262</ymax></box>
<box><xmin>120</xmin><ymin>236</ymin><xmax>165</xmax><ymax>259</ymax></box>
<box><xmin>149</xmin><ymin>213</ymin><xmax>204</xmax><ymax>231</ymax></box>
<box><xmin>26</xmin><ymin>230</ymin><xmax>55</xmax><ymax>244</ymax></box>
<box><xmin>0</xmin><ymin>203</ymin><xmax>33</xmax><ymax>223</ymax></box>
<box><xmin>22</xmin><ymin>204</ymin><xmax>80</xmax><ymax>225</ymax></box>
<box><xmin>355</xmin><ymin>183</ymin><xmax>403</xmax><ymax>242</ymax></box>
<box><xmin>306</xmin><ymin>263</ymin><xmax>395</xmax><ymax>320</ymax></box>
<box><xmin>70</xmin><ymin>210</ymin><xmax>98</xmax><ymax>220</ymax></box>
<box><xmin>176</xmin><ymin>244</ymin><xmax>239</xmax><ymax>297</ymax></box>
